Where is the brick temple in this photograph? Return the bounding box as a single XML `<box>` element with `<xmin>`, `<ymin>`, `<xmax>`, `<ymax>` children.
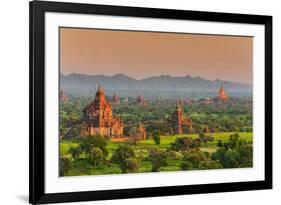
<box><xmin>171</xmin><ymin>101</ymin><xmax>193</xmax><ymax>134</ymax></box>
<box><xmin>82</xmin><ymin>84</ymin><xmax>123</xmax><ymax>138</ymax></box>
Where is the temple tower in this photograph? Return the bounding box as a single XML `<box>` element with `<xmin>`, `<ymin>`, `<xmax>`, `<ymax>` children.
<box><xmin>137</xmin><ymin>122</ymin><xmax>147</xmax><ymax>140</ymax></box>
<box><xmin>171</xmin><ymin>102</ymin><xmax>185</xmax><ymax>134</ymax></box>
<box><xmin>83</xmin><ymin>84</ymin><xmax>123</xmax><ymax>138</ymax></box>
<box><xmin>136</xmin><ymin>95</ymin><xmax>147</xmax><ymax>106</ymax></box>
<box><xmin>171</xmin><ymin>101</ymin><xmax>193</xmax><ymax>134</ymax></box>
<box><xmin>218</xmin><ymin>83</ymin><xmax>229</xmax><ymax>101</ymax></box>
<box><xmin>60</xmin><ymin>89</ymin><xmax>69</xmax><ymax>103</ymax></box>
<box><xmin>111</xmin><ymin>94</ymin><xmax>120</xmax><ymax>105</ymax></box>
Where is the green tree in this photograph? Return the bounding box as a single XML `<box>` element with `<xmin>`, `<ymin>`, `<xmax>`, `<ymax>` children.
<box><xmin>128</xmin><ymin>127</ymin><xmax>141</xmax><ymax>146</ymax></box>
<box><xmin>217</xmin><ymin>140</ymin><xmax>223</xmax><ymax>147</ymax></box>
<box><xmin>89</xmin><ymin>147</ymin><xmax>104</xmax><ymax>167</ymax></box>
<box><xmin>238</xmin><ymin>144</ymin><xmax>253</xmax><ymax>167</ymax></box>
<box><xmin>112</xmin><ymin>145</ymin><xmax>136</xmax><ymax>173</ymax></box>
<box><xmin>211</xmin><ymin>134</ymin><xmax>253</xmax><ymax>168</ymax></box>
<box><xmin>69</xmin><ymin>147</ymin><xmax>81</xmax><ymax>160</ymax></box>
<box><xmin>149</xmin><ymin>149</ymin><xmax>168</xmax><ymax>172</ymax></box>
<box><xmin>181</xmin><ymin>160</ymin><xmax>193</xmax><ymax>170</ymax></box>
<box><xmin>59</xmin><ymin>156</ymin><xmax>71</xmax><ymax>176</ymax></box>
<box><xmin>212</xmin><ymin>148</ymin><xmax>240</xmax><ymax>168</ymax></box>
<box><xmin>79</xmin><ymin>140</ymin><xmax>91</xmax><ymax>157</ymax></box>
<box><xmin>170</xmin><ymin>137</ymin><xmax>201</xmax><ymax>151</ymax></box>
<box><xmin>125</xmin><ymin>158</ymin><xmax>139</xmax><ymax>173</ymax></box>
<box><xmin>79</xmin><ymin>135</ymin><xmax>108</xmax><ymax>158</ymax></box>
<box><xmin>168</xmin><ymin>151</ymin><xmax>183</xmax><ymax>160</ymax></box>
<box><xmin>152</xmin><ymin>130</ymin><xmax>161</xmax><ymax>145</ymax></box>
<box><xmin>199</xmin><ymin>133</ymin><xmax>214</xmax><ymax>145</ymax></box>
<box><xmin>181</xmin><ymin>151</ymin><xmax>221</xmax><ymax>170</ymax></box>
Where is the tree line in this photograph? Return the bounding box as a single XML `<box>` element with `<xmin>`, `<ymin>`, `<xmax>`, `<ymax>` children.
<box><xmin>60</xmin><ymin>133</ymin><xmax>252</xmax><ymax>176</ymax></box>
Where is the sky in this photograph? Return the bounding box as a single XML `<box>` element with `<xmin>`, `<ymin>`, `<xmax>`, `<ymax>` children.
<box><xmin>60</xmin><ymin>27</ymin><xmax>253</xmax><ymax>84</ymax></box>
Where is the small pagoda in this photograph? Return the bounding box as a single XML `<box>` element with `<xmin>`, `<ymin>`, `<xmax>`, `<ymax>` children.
<box><xmin>136</xmin><ymin>95</ymin><xmax>147</xmax><ymax>106</ymax></box>
<box><xmin>111</xmin><ymin>94</ymin><xmax>120</xmax><ymax>105</ymax></box>
<box><xmin>60</xmin><ymin>89</ymin><xmax>69</xmax><ymax>103</ymax></box>
<box><xmin>137</xmin><ymin>122</ymin><xmax>147</xmax><ymax>140</ymax></box>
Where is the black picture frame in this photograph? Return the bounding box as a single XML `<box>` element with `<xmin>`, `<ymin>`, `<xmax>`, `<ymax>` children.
<box><xmin>29</xmin><ymin>0</ymin><xmax>272</xmax><ymax>204</ymax></box>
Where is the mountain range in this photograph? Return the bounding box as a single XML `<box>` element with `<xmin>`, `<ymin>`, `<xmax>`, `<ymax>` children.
<box><xmin>60</xmin><ymin>73</ymin><xmax>252</xmax><ymax>98</ymax></box>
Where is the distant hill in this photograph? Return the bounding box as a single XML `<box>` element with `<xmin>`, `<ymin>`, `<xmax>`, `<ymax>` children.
<box><xmin>60</xmin><ymin>73</ymin><xmax>252</xmax><ymax>98</ymax></box>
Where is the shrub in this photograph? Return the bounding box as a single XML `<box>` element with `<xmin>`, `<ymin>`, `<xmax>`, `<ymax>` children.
<box><xmin>168</xmin><ymin>150</ymin><xmax>183</xmax><ymax>160</ymax></box>
<box><xmin>112</xmin><ymin>145</ymin><xmax>136</xmax><ymax>173</ymax></box>
<box><xmin>211</xmin><ymin>134</ymin><xmax>253</xmax><ymax>168</ymax></box>
<box><xmin>128</xmin><ymin>127</ymin><xmax>142</xmax><ymax>146</ymax></box>
<box><xmin>89</xmin><ymin>147</ymin><xmax>104</xmax><ymax>167</ymax></box>
<box><xmin>59</xmin><ymin>156</ymin><xmax>71</xmax><ymax>176</ymax></box>
<box><xmin>182</xmin><ymin>151</ymin><xmax>204</xmax><ymax>168</ymax></box>
<box><xmin>217</xmin><ymin>140</ymin><xmax>223</xmax><ymax>147</ymax></box>
<box><xmin>79</xmin><ymin>135</ymin><xmax>108</xmax><ymax>158</ymax></box>
<box><xmin>152</xmin><ymin>130</ymin><xmax>161</xmax><ymax>145</ymax></box>
<box><xmin>181</xmin><ymin>151</ymin><xmax>221</xmax><ymax>170</ymax></box>
<box><xmin>69</xmin><ymin>146</ymin><xmax>81</xmax><ymax>160</ymax></box>
<box><xmin>149</xmin><ymin>149</ymin><xmax>168</xmax><ymax>172</ymax></box>
<box><xmin>181</xmin><ymin>160</ymin><xmax>193</xmax><ymax>170</ymax></box>
<box><xmin>125</xmin><ymin>158</ymin><xmax>140</xmax><ymax>173</ymax></box>
<box><xmin>238</xmin><ymin>144</ymin><xmax>253</xmax><ymax>167</ymax></box>
<box><xmin>199</xmin><ymin>133</ymin><xmax>214</xmax><ymax>145</ymax></box>
<box><xmin>212</xmin><ymin>148</ymin><xmax>240</xmax><ymax>168</ymax></box>
<box><xmin>170</xmin><ymin>137</ymin><xmax>201</xmax><ymax>151</ymax></box>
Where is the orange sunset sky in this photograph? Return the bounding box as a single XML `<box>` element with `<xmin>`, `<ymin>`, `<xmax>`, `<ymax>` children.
<box><xmin>60</xmin><ymin>27</ymin><xmax>253</xmax><ymax>84</ymax></box>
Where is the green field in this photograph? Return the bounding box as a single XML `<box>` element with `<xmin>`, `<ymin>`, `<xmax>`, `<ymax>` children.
<box><xmin>60</xmin><ymin>132</ymin><xmax>252</xmax><ymax>176</ymax></box>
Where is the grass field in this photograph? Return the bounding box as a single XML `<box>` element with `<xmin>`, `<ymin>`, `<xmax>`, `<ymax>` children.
<box><xmin>60</xmin><ymin>132</ymin><xmax>252</xmax><ymax>176</ymax></box>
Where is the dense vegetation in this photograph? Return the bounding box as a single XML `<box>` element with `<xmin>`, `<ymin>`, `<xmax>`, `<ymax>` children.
<box><xmin>60</xmin><ymin>96</ymin><xmax>252</xmax><ymax>139</ymax></box>
<box><xmin>59</xmin><ymin>96</ymin><xmax>253</xmax><ymax>176</ymax></box>
<box><xmin>60</xmin><ymin>132</ymin><xmax>252</xmax><ymax>176</ymax></box>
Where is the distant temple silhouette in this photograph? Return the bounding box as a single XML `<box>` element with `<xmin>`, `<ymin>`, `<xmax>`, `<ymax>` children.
<box><xmin>82</xmin><ymin>84</ymin><xmax>123</xmax><ymax>138</ymax></box>
<box><xmin>60</xmin><ymin>89</ymin><xmax>69</xmax><ymax>103</ymax></box>
<box><xmin>111</xmin><ymin>94</ymin><xmax>120</xmax><ymax>105</ymax></box>
<box><xmin>197</xmin><ymin>83</ymin><xmax>229</xmax><ymax>105</ymax></box>
<box><xmin>137</xmin><ymin>122</ymin><xmax>147</xmax><ymax>140</ymax></box>
<box><xmin>136</xmin><ymin>95</ymin><xmax>147</xmax><ymax>106</ymax></box>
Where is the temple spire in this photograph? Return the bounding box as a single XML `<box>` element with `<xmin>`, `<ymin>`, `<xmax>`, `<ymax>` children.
<box><xmin>219</xmin><ymin>83</ymin><xmax>224</xmax><ymax>92</ymax></box>
<box><xmin>60</xmin><ymin>89</ymin><xmax>69</xmax><ymax>103</ymax></box>
<box><xmin>94</xmin><ymin>82</ymin><xmax>106</xmax><ymax>106</ymax></box>
<box><xmin>176</xmin><ymin>101</ymin><xmax>182</xmax><ymax>111</ymax></box>
<box><xmin>97</xmin><ymin>82</ymin><xmax>104</xmax><ymax>94</ymax></box>
<box><xmin>218</xmin><ymin>83</ymin><xmax>229</xmax><ymax>101</ymax></box>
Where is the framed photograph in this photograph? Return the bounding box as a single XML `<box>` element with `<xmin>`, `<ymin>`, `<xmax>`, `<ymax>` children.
<box><xmin>29</xmin><ymin>0</ymin><xmax>272</xmax><ymax>204</ymax></box>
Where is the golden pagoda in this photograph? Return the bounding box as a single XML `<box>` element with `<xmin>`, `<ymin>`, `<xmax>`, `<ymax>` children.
<box><xmin>218</xmin><ymin>84</ymin><xmax>229</xmax><ymax>101</ymax></box>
